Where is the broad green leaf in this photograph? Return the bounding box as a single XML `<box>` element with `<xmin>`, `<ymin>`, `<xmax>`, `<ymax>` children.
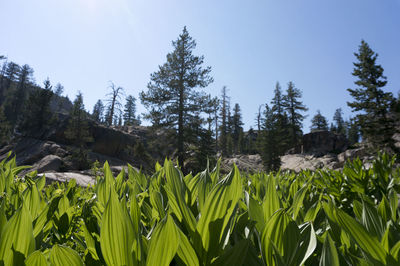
<box><xmin>211</xmin><ymin>239</ymin><xmax>255</xmax><ymax>266</ymax></box>
<box><xmin>377</xmin><ymin>196</ymin><xmax>390</xmax><ymax>223</ymax></box>
<box><xmin>50</xmin><ymin>245</ymin><xmax>83</xmax><ymax>266</ymax></box>
<box><xmin>81</xmin><ymin>223</ymin><xmax>100</xmax><ymax>260</ymax></box>
<box><xmin>292</xmin><ymin>183</ymin><xmax>308</xmax><ymax>220</ymax></box>
<box><xmin>150</xmin><ymin>190</ymin><xmax>165</xmax><ymax>220</ymax></box>
<box><xmin>390</xmin><ymin>240</ymin><xmax>400</xmax><ymax>261</ymax></box>
<box><xmin>261</xmin><ymin>209</ymin><xmax>300</xmax><ymax>266</ymax></box>
<box><xmin>319</xmin><ymin>233</ymin><xmax>339</xmax><ymax>266</ymax></box>
<box><xmin>0</xmin><ymin>204</ymin><xmax>35</xmax><ymax>265</ymax></box>
<box><xmin>96</xmin><ymin>161</ymin><xmax>114</xmax><ymax>207</ymax></box>
<box><xmin>361</xmin><ymin>200</ymin><xmax>384</xmax><ymax>239</ymax></box>
<box><xmin>176</xmin><ymin>226</ymin><xmax>199</xmax><ymax>266</ymax></box>
<box><xmin>35</xmin><ymin>175</ymin><xmax>46</xmax><ymax>191</ymax></box>
<box><xmin>304</xmin><ymin>201</ymin><xmax>320</xmax><ymax>222</ymax></box>
<box><xmin>164</xmin><ymin>160</ymin><xmax>196</xmax><ymax>233</ymax></box>
<box><xmin>195</xmin><ymin>165</ymin><xmax>242</xmax><ymax>264</ymax></box>
<box><xmin>262</xmin><ymin>173</ymin><xmax>281</xmax><ymax>223</ymax></box>
<box><xmin>25</xmin><ymin>250</ymin><xmax>48</xmax><ymax>266</ymax></box>
<box><xmin>146</xmin><ymin>215</ymin><xmax>180</xmax><ymax>266</ymax></box>
<box><xmin>197</xmin><ymin>169</ymin><xmax>213</xmax><ymax>212</ymax></box>
<box><xmin>248</xmin><ymin>195</ymin><xmax>264</xmax><ymax>233</ymax></box>
<box><xmin>100</xmin><ymin>189</ymin><xmax>134</xmax><ymax>266</ymax></box>
<box><xmin>23</xmin><ymin>183</ymin><xmax>42</xmax><ymax>220</ymax></box>
<box><xmin>0</xmin><ymin>202</ymin><xmax>7</xmax><ymax>239</ymax></box>
<box><xmin>297</xmin><ymin>223</ymin><xmax>317</xmax><ymax>265</ymax></box>
<box><xmin>389</xmin><ymin>189</ymin><xmax>398</xmax><ymax>221</ymax></box>
<box><xmin>335</xmin><ymin>207</ymin><xmax>387</xmax><ymax>264</ymax></box>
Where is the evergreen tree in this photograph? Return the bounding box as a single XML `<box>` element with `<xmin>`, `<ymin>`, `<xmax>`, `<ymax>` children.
<box><xmin>259</xmin><ymin>104</ymin><xmax>280</xmax><ymax>171</ymax></box>
<box><xmin>347</xmin><ymin>40</ymin><xmax>395</xmax><ymax>148</ymax></box>
<box><xmin>255</xmin><ymin>104</ymin><xmax>262</xmax><ymax>132</ymax></box>
<box><xmin>332</xmin><ymin>108</ymin><xmax>345</xmax><ymax>134</ymax></box>
<box><xmin>140</xmin><ymin>27</ymin><xmax>213</xmax><ymax>168</ymax></box>
<box><xmin>18</xmin><ymin>84</ymin><xmax>53</xmax><ymax>136</ymax></box>
<box><xmin>43</xmin><ymin>77</ymin><xmax>52</xmax><ymax>90</ymax></box>
<box><xmin>5</xmin><ymin>63</ymin><xmax>33</xmax><ymax>126</ymax></box>
<box><xmin>3</xmin><ymin>62</ymin><xmax>20</xmax><ymax>92</ymax></box>
<box><xmin>271</xmin><ymin>82</ymin><xmax>290</xmax><ymax>154</ymax></box>
<box><xmin>310</xmin><ymin>110</ymin><xmax>329</xmax><ymax>132</ymax></box>
<box><xmin>65</xmin><ymin>92</ymin><xmax>93</xmax><ymax>148</ymax></box>
<box><xmin>54</xmin><ymin>83</ymin><xmax>64</xmax><ymax>96</ymax></box>
<box><xmin>65</xmin><ymin>92</ymin><xmax>93</xmax><ymax>170</ymax></box>
<box><xmin>105</xmin><ymin>82</ymin><xmax>124</xmax><ymax>126</ymax></box>
<box><xmin>92</xmin><ymin>100</ymin><xmax>104</xmax><ymax>123</ymax></box>
<box><xmin>0</xmin><ymin>106</ymin><xmax>11</xmax><ymax>146</ymax></box>
<box><xmin>232</xmin><ymin>103</ymin><xmax>243</xmax><ymax>154</ymax></box>
<box><xmin>346</xmin><ymin>118</ymin><xmax>360</xmax><ymax>145</ymax></box>
<box><xmin>123</xmin><ymin>95</ymin><xmax>138</xmax><ymax>126</ymax></box>
<box><xmin>282</xmin><ymin>81</ymin><xmax>308</xmax><ymax>148</ymax></box>
<box><xmin>219</xmin><ymin>86</ymin><xmax>229</xmax><ymax>156</ymax></box>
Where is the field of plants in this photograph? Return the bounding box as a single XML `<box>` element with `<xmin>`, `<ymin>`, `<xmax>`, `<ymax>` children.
<box><xmin>0</xmin><ymin>151</ymin><xmax>400</xmax><ymax>265</ymax></box>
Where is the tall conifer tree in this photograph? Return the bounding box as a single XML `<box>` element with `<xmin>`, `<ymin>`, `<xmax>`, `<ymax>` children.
<box><xmin>347</xmin><ymin>40</ymin><xmax>395</xmax><ymax>148</ymax></box>
<box><xmin>140</xmin><ymin>27</ymin><xmax>213</xmax><ymax>168</ymax></box>
<box><xmin>282</xmin><ymin>82</ymin><xmax>308</xmax><ymax>148</ymax></box>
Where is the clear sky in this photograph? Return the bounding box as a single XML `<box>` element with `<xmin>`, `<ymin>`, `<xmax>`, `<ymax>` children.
<box><xmin>1</xmin><ymin>0</ymin><xmax>399</xmax><ymax>132</ymax></box>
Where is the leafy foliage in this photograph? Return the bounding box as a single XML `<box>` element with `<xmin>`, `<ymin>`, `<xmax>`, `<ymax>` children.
<box><xmin>0</xmin><ymin>151</ymin><xmax>399</xmax><ymax>265</ymax></box>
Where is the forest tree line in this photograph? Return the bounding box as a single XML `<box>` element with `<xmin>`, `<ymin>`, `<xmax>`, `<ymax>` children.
<box><xmin>1</xmin><ymin>30</ymin><xmax>399</xmax><ymax>172</ymax></box>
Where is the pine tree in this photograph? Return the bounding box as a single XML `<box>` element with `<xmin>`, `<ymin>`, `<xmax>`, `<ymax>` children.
<box><xmin>271</xmin><ymin>82</ymin><xmax>290</xmax><ymax>154</ymax></box>
<box><xmin>65</xmin><ymin>92</ymin><xmax>93</xmax><ymax>147</ymax></box>
<box><xmin>259</xmin><ymin>104</ymin><xmax>281</xmax><ymax>171</ymax></box>
<box><xmin>219</xmin><ymin>86</ymin><xmax>229</xmax><ymax>156</ymax></box>
<box><xmin>92</xmin><ymin>100</ymin><xmax>104</xmax><ymax>123</ymax></box>
<box><xmin>346</xmin><ymin>118</ymin><xmax>360</xmax><ymax>145</ymax></box>
<box><xmin>347</xmin><ymin>40</ymin><xmax>395</xmax><ymax>148</ymax></box>
<box><xmin>0</xmin><ymin>106</ymin><xmax>11</xmax><ymax>146</ymax></box>
<box><xmin>105</xmin><ymin>82</ymin><xmax>124</xmax><ymax>126</ymax></box>
<box><xmin>140</xmin><ymin>27</ymin><xmax>213</xmax><ymax>168</ymax></box>
<box><xmin>282</xmin><ymin>81</ymin><xmax>308</xmax><ymax>148</ymax></box>
<box><xmin>3</xmin><ymin>62</ymin><xmax>20</xmax><ymax>92</ymax></box>
<box><xmin>310</xmin><ymin>110</ymin><xmax>329</xmax><ymax>132</ymax></box>
<box><xmin>18</xmin><ymin>84</ymin><xmax>53</xmax><ymax>136</ymax></box>
<box><xmin>123</xmin><ymin>95</ymin><xmax>138</xmax><ymax>126</ymax></box>
<box><xmin>255</xmin><ymin>104</ymin><xmax>262</xmax><ymax>132</ymax></box>
<box><xmin>332</xmin><ymin>108</ymin><xmax>345</xmax><ymax>134</ymax></box>
<box><xmin>54</xmin><ymin>83</ymin><xmax>64</xmax><ymax>96</ymax></box>
<box><xmin>232</xmin><ymin>103</ymin><xmax>243</xmax><ymax>154</ymax></box>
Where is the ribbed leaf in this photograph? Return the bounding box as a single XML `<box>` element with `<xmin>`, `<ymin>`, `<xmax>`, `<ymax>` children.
<box><xmin>292</xmin><ymin>184</ymin><xmax>308</xmax><ymax>220</ymax></box>
<box><xmin>248</xmin><ymin>195</ymin><xmax>264</xmax><ymax>233</ymax></box>
<box><xmin>146</xmin><ymin>214</ymin><xmax>180</xmax><ymax>266</ymax></box>
<box><xmin>23</xmin><ymin>183</ymin><xmax>42</xmax><ymax>220</ymax></box>
<box><xmin>361</xmin><ymin>200</ymin><xmax>384</xmax><ymax>239</ymax></box>
<box><xmin>195</xmin><ymin>165</ymin><xmax>242</xmax><ymax>264</ymax></box>
<box><xmin>335</xmin><ymin>207</ymin><xmax>387</xmax><ymax>264</ymax></box>
<box><xmin>25</xmin><ymin>250</ymin><xmax>48</xmax><ymax>266</ymax></box>
<box><xmin>50</xmin><ymin>245</ymin><xmax>83</xmax><ymax>266</ymax></box>
<box><xmin>176</xmin><ymin>226</ymin><xmax>199</xmax><ymax>266</ymax></box>
<box><xmin>319</xmin><ymin>233</ymin><xmax>339</xmax><ymax>266</ymax></box>
<box><xmin>164</xmin><ymin>160</ymin><xmax>196</xmax><ymax>233</ymax></box>
<box><xmin>262</xmin><ymin>174</ymin><xmax>281</xmax><ymax>223</ymax></box>
<box><xmin>261</xmin><ymin>209</ymin><xmax>300</xmax><ymax>266</ymax></box>
<box><xmin>100</xmin><ymin>189</ymin><xmax>134</xmax><ymax>266</ymax></box>
<box><xmin>96</xmin><ymin>161</ymin><xmax>114</xmax><ymax>207</ymax></box>
<box><xmin>0</xmin><ymin>203</ymin><xmax>35</xmax><ymax>265</ymax></box>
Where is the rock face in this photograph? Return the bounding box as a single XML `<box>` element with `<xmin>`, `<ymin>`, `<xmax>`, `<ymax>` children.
<box><xmin>33</xmin><ymin>155</ymin><xmax>62</xmax><ymax>172</ymax></box>
<box><xmin>280</xmin><ymin>154</ymin><xmax>340</xmax><ymax>172</ymax></box>
<box><xmin>221</xmin><ymin>154</ymin><xmax>264</xmax><ymax>173</ymax></box>
<box><xmin>300</xmin><ymin>130</ymin><xmax>349</xmax><ymax>155</ymax></box>
<box><xmin>337</xmin><ymin>148</ymin><xmax>366</xmax><ymax>163</ymax></box>
<box><xmin>40</xmin><ymin>172</ymin><xmax>95</xmax><ymax>187</ymax></box>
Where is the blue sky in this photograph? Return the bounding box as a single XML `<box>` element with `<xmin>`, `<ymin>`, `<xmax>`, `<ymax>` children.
<box><xmin>1</xmin><ymin>0</ymin><xmax>399</xmax><ymax>131</ymax></box>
